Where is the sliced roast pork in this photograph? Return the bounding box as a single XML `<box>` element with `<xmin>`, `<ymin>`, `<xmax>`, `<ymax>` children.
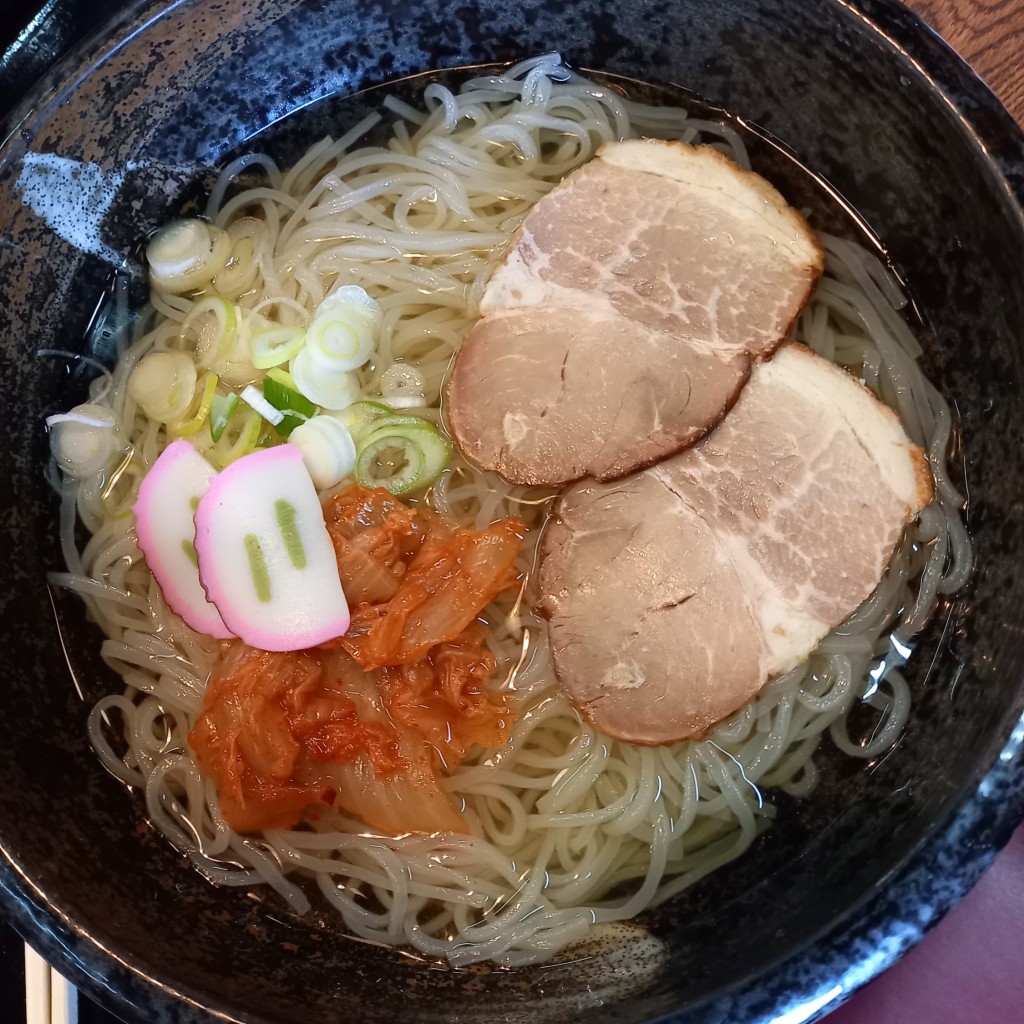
<box><xmin>538</xmin><ymin>344</ymin><xmax>934</xmax><ymax>746</ymax></box>
<box><xmin>448</xmin><ymin>139</ymin><xmax>824</xmax><ymax>486</ymax></box>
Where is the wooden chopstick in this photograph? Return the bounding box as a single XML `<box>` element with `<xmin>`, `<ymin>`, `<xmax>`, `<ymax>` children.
<box><xmin>24</xmin><ymin>944</ymin><xmax>78</xmax><ymax>1024</ymax></box>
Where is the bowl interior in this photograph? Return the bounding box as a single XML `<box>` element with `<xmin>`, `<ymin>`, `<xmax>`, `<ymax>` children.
<box><xmin>1</xmin><ymin>1</ymin><xmax>1024</xmax><ymax>1022</ymax></box>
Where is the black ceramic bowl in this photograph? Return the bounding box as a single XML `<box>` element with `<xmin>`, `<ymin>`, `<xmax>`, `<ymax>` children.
<box><xmin>2</xmin><ymin>1</ymin><xmax>1023</xmax><ymax>1022</ymax></box>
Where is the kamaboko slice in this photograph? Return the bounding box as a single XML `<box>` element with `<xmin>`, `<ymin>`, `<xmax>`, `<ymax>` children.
<box><xmin>133</xmin><ymin>440</ymin><xmax>233</xmax><ymax>638</ymax></box>
<box><xmin>193</xmin><ymin>445</ymin><xmax>350</xmax><ymax>650</ymax></box>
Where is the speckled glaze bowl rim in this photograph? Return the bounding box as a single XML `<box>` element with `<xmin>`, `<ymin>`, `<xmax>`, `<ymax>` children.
<box><xmin>1</xmin><ymin>1</ymin><xmax>1023</xmax><ymax>1022</ymax></box>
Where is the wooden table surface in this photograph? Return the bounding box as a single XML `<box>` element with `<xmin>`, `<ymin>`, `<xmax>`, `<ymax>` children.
<box><xmin>905</xmin><ymin>0</ymin><xmax>1024</xmax><ymax>125</ymax></box>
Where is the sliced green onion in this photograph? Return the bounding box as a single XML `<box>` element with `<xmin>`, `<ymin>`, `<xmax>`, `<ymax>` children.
<box><xmin>249</xmin><ymin>324</ymin><xmax>306</xmax><ymax>370</ymax></box>
<box><xmin>263</xmin><ymin>373</ymin><xmax>318</xmax><ymax>437</ymax></box>
<box><xmin>266</xmin><ymin>367</ymin><xmax>300</xmax><ymax>391</ymax></box>
<box><xmin>322</xmin><ymin>285</ymin><xmax>383</xmax><ymax>324</ymax></box>
<box><xmin>305</xmin><ymin>285</ymin><xmax>382</xmax><ymax>373</ymax></box>
<box><xmin>355</xmin><ymin>434</ymin><xmax>426</xmax><ymax>496</ymax></box>
<box><xmin>354</xmin><ymin>421</ymin><xmax>452</xmax><ymax>495</ymax></box>
<box><xmin>290</xmin><ymin>347</ymin><xmax>361</xmax><ymax>410</ymax></box>
<box><xmin>149</xmin><ymin>220</ymin><xmax>211</xmax><ymax>277</ymax></box>
<box><xmin>367</xmin><ymin>413</ymin><xmax>431</xmax><ymax>432</ymax></box>
<box><xmin>186</xmin><ymin>297</ymin><xmax>236</xmax><ymax>364</ymax></box>
<box><xmin>148</xmin><ymin>220</ymin><xmax>232</xmax><ymax>294</ymax></box>
<box><xmin>332</xmin><ymin>400</ymin><xmax>396</xmax><ymax>442</ymax></box>
<box><xmin>184</xmin><ymin>297</ymin><xmax>255</xmax><ymax>387</ymax></box>
<box><xmin>47</xmin><ymin>403</ymin><xmax>119</xmax><ymax>479</ymax></box>
<box><xmin>264</xmin><ymin>375</ymin><xmax>317</xmax><ymax>419</ymax></box>
<box><xmin>209</xmin><ymin>392</ymin><xmax>239</xmax><ymax>443</ymax></box>
<box><xmin>213</xmin><ymin>406</ymin><xmax>262</xmax><ymax>467</ymax></box>
<box><xmin>363</xmin><ymin>420</ymin><xmax>451</xmax><ymax>483</ymax></box>
<box><xmin>273</xmin><ymin>415</ymin><xmax>304</xmax><ymax>438</ymax></box>
<box><xmin>306</xmin><ymin>314</ymin><xmax>375</xmax><ymax>373</ymax></box>
<box><xmin>128</xmin><ymin>351</ymin><xmax>198</xmax><ymax>424</ymax></box>
<box><xmin>212</xmin><ymin>236</ymin><xmax>258</xmax><ymax>298</ymax></box>
<box><xmin>171</xmin><ymin>371</ymin><xmax>218</xmax><ymax>436</ymax></box>
<box><xmin>331</xmin><ymin>404</ymin><xmax>424</xmax><ymax>444</ymax></box>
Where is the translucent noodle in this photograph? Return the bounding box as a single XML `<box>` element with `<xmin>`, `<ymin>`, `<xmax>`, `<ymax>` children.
<box><xmin>54</xmin><ymin>55</ymin><xmax>970</xmax><ymax>968</ymax></box>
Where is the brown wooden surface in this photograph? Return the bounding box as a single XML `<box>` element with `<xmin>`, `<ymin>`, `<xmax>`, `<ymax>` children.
<box><xmin>904</xmin><ymin>0</ymin><xmax>1024</xmax><ymax>125</ymax></box>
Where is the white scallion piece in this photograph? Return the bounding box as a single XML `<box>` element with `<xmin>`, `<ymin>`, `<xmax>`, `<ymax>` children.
<box><xmin>127</xmin><ymin>351</ymin><xmax>197</xmax><ymax>424</ymax></box>
<box><xmin>249</xmin><ymin>324</ymin><xmax>306</xmax><ymax>370</ymax></box>
<box><xmin>305</xmin><ymin>315</ymin><xmax>375</xmax><ymax>374</ymax></box>
<box><xmin>304</xmin><ymin>284</ymin><xmax>383</xmax><ymax>374</ymax></box>
<box><xmin>46</xmin><ymin>403</ymin><xmax>119</xmax><ymax>479</ymax></box>
<box><xmin>290</xmin><ymin>347</ymin><xmax>361</xmax><ymax>410</ymax></box>
<box><xmin>147</xmin><ymin>218</ymin><xmax>231</xmax><ymax>294</ymax></box>
<box><xmin>322</xmin><ymin>284</ymin><xmax>383</xmax><ymax>323</ymax></box>
<box><xmin>240</xmin><ymin>385</ymin><xmax>284</xmax><ymax>426</ymax></box>
<box><xmin>288</xmin><ymin>415</ymin><xmax>357</xmax><ymax>490</ymax></box>
<box><xmin>186</xmin><ymin>298</ymin><xmax>258</xmax><ymax>386</ymax></box>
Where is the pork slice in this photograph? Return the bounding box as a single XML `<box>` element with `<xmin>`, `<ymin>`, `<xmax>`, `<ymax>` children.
<box><xmin>484</xmin><ymin>140</ymin><xmax>823</xmax><ymax>356</ymax></box>
<box><xmin>537</xmin><ymin>472</ymin><xmax>767</xmax><ymax>744</ymax></box>
<box><xmin>446</xmin><ymin>305</ymin><xmax>749</xmax><ymax>485</ymax></box>
<box><xmin>538</xmin><ymin>344</ymin><xmax>933</xmax><ymax>746</ymax></box>
<box><xmin>448</xmin><ymin>139</ymin><xmax>824</xmax><ymax>487</ymax></box>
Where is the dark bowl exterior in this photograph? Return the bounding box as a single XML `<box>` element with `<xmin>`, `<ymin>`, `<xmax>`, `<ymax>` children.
<box><xmin>1</xmin><ymin>1</ymin><xmax>1023</xmax><ymax>1023</ymax></box>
